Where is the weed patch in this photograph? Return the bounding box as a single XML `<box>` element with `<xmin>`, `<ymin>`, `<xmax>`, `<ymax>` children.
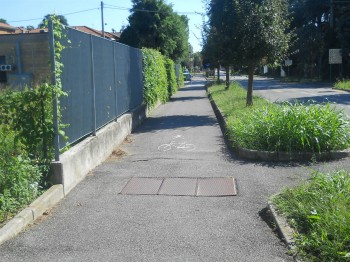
<box><xmin>335</xmin><ymin>79</ymin><xmax>350</xmax><ymax>91</ymax></box>
<box><xmin>272</xmin><ymin>170</ymin><xmax>350</xmax><ymax>261</ymax></box>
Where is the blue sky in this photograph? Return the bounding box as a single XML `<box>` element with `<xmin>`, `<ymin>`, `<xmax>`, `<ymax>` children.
<box><xmin>2</xmin><ymin>0</ymin><xmax>205</xmax><ymax>52</ymax></box>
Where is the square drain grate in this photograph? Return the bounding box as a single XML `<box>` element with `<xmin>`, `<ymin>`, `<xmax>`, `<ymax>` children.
<box><xmin>120</xmin><ymin>177</ymin><xmax>237</xmax><ymax>197</ymax></box>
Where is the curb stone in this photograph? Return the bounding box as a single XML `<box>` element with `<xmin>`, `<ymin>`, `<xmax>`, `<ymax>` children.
<box><xmin>268</xmin><ymin>200</ymin><xmax>302</xmax><ymax>262</ymax></box>
<box><xmin>0</xmin><ymin>184</ymin><xmax>64</xmax><ymax>245</ymax></box>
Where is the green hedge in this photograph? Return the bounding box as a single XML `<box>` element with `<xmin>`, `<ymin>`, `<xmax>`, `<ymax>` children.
<box><xmin>177</xmin><ymin>65</ymin><xmax>185</xmax><ymax>87</ymax></box>
<box><xmin>165</xmin><ymin>58</ymin><xmax>178</xmax><ymax>97</ymax></box>
<box><xmin>142</xmin><ymin>48</ymin><xmax>168</xmax><ymax>108</ymax></box>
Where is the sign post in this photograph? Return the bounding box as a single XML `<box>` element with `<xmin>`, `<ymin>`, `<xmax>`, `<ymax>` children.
<box><xmin>329</xmin><ymin>49</ymin><xmax>342</xmax><ymax>82</ymax></box>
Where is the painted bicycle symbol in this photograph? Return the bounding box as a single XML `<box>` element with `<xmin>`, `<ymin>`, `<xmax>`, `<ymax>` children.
<box><xmin>158</xmin><ymin>135</ymin><xmax>196</xmax><ymax>152</ymax></box>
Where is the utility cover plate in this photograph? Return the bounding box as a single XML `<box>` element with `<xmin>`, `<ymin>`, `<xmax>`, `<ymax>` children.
<box><xmin>120</xmin><ymin>177</ymin><xmax>163</xmax><ymax>195</ymax></box>
<box><xmin>120</xmin><ymin>177</ymin><xmax>237</xmax><ymax>197</ymax></box>
<box><xmin>197</xmin><ymin>177</ymin><xmax>237</xmax><ymax>196</ymax></box>
<box><xmin>158</xmin><ymin>178</ymin><xmax>197</xmax><ymax>196</ymax></box>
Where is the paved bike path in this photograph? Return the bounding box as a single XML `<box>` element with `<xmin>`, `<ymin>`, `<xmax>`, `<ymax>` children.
<box><xmin>2</xmin><ymin>76</ymin><xmax>348</xmax><ymax>261</ymax></box>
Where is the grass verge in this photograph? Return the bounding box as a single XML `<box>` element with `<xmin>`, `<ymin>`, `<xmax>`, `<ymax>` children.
<box><xmin>335</xmin><ymin>80</ymin><xmax>350</xmax><ymax>91</ymax></box>
<box><xmin>208</xmin><ymin>83</ymin><xmax>350</xmax><ymax>153</ymax></box>
<box><xmin>272</xmin><ymin>170</ymin><xmax>350</xmax><ymax>261</ymax></box>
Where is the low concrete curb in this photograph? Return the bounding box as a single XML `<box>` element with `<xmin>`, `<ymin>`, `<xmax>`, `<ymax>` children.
<box><xmin>0</xmin><ymin>184</ymin><xmax>64</xmax><ymax>245</ymax></box>
<box><xmin>332</xmin><ymin>87</ymin><xmax>350</xmax><ymax>93</ymax></box>
<box><xmin>51</xmin><ymin>104</ymin><xmax>148</xmax><ymax>195</ymax></box>
<box><xmin>268</xmin><ymin>200</ymin><xmax>302</xmax><ymax>262</ymax></box>
<box><xmin>207</xmin><ymin>90</ymin><xmax>350</xmax><ymax>162</ymax></box>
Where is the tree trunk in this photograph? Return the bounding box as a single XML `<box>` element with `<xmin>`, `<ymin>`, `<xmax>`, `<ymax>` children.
<box><xmin>246</xmin><ymin>64</ymin><xmax>254</xmax><ymax>106</ymax></box>
<box><xmin>217</xmin><ymin>67</ymin><xmax>220</xmax><ymax>82</ymax></box>
<box><xmin>225</xmin><ymin>66</ymin><xmax>230</xmax><ymax>89</ymax></box>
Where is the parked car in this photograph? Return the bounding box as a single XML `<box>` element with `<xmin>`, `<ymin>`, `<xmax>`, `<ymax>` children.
<box><xmin>183</xmin><ymin>70</ymin><xmax>192</xmax><ymax>81</ymax></box>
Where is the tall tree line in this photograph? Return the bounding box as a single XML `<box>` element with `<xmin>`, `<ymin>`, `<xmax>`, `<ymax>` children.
<box><xmin>202</xmin><ymin>0</ymin><xmax>350</xmax><ymax>92</ymax></box>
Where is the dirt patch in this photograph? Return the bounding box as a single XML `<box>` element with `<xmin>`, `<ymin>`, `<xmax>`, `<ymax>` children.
<box><xmin>106</xmin><ymin>148</ymin><xmax>128</xmax><ymax>162</ymax></box>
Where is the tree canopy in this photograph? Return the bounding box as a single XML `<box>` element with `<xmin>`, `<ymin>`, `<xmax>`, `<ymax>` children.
<box><xmin>203</xmin><ymin>0</ymin><xmax>291</xmax><ymax>105</ymax></box>
<box><xmin>0</xmin><ymin>18</ymin><xmax>7</xmax><ymax>24</ymax></box>
<box><xmin>119</xmin><ymin>0</ymin><xmax>189</xmax><ymax>62</ymax></box>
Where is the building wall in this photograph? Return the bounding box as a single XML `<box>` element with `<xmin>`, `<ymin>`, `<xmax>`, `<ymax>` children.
<box><xmin>0</xmin><ymin>33</ymin><xmax>50</xmax><ymax>89</ymax></box>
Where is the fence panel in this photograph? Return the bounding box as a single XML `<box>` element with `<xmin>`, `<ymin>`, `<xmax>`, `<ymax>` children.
<box><xmin>59</xmin><ymin>28</ymin><xmax>94</xmax><ymax>148</ymax></box>
<box><xmin>58</xmin><ymin>27</ymin><xmax>143</xmax><ymax>149</ymax></box>
<box><xmin>92</xmin><ymin>37</ymin><xmax>116</xmax><ymax>128</ymax></box>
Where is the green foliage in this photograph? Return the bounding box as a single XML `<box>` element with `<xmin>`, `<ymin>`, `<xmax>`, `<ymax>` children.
<box><xmin>0</xmin><ymin>83</ymin><xmax>65</xmax><ymax>180</ymax></box>
<box><xmin>164</xmin><ymin>58</ymin><xmax>177</xmax><ymax>97</ymax></box>
<box><xmin>38</xmin><ymin>14</ymin><xmax>68</xmax><ymax>28</ymax></box>
<box><xmin>273</xmin><ymin>170</ymin><xmax>350</xmax><ymax>261</ymax></box>
<box><xmin>142</xmin><ymin>48</ymin><xmax>168</xmax><ymax>108</ymax></box>
<box><xmin>120</xmin><ymin>0</ymin><xmax>189</xmax><ymax>62</ymax></box>
<box><xmin>0</xmin><ymin>126</ymin><xmax>41</xmax><ymax>224</ymax></box>
<box><xmin>177</xmin><ymin>65</ymin><xmax>185</xmax><ymax>88</ymax></box>
<box><xmin>0</xmin><ymin>14</ymin><xmax>68</xmax><ymax>225</ymax></box>
<box><xmin>335</xmin><ymin>79</ymin><xmax>350</xmax><ymax>90</ymax></box>
<box><xmin>208</xmin><ymin>83</ymin><xmax>350</xmax><ymax>153</ymax></box>
<box><xmin>204</xmin><ymin>0</ymin><xmax>291</xmax><ymax>105</ymax></box>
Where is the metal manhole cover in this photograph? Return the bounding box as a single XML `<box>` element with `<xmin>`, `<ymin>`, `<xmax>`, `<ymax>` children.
<box><xmin>120</xmin><ymin>177</ymin><xmax>237</xmax><ymax>197</ymax></box>
<box><xmin>158</xmin><ymin>178</ymin><xmax>197</xmax><ymax>196</ymax></box>
<box><xmin>120</xmin><ymin>177</ymin><xmax>163</xmax><ymax>195</ymax></box>
<box><xmin>197</xmin><ymin>177</ymin><xmax>237</xmax><ymax>196</ymax></box>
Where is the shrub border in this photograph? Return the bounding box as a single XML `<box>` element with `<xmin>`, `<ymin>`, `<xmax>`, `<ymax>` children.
<box><xmin>207</xmin><ymin>86</ymin><xmax>350</xmax><ymax>161</ymax></box>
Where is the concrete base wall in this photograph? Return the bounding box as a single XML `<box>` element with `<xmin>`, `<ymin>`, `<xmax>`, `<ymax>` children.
<box><xmin>51</xmin><ymin>104</ymin><xmax>147</xmax><ymax>195</ymax></box>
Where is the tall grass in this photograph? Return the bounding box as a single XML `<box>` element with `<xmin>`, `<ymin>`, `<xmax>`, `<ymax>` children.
<box><xmin>335</xmin><ymin>79</ymin><xmax>350</xmax><ymax>91</ymax></box>
<box><xmin>208</xmin><ymin>83</ymin><xmax>350</xmax><ymax>153</ymax></box>
<box><xmin>273</xmin><ymin>170</ymin><xmax>350</xmax><ymax>261</ymax></box>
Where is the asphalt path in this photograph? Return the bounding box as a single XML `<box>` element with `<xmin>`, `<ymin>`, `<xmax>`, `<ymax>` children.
<box><xmin>1</xmin><ymin>76</ymin><xmax>349</xmax><ymax>261</ymax></box>
<box><xmin>231</xmin><ymin>75</ymin><xmax>350</xmax><ymax>116</ymax></box>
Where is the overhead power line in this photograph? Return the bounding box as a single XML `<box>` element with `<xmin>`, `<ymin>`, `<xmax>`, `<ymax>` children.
<box><xmin>104</xmin><ymin>3</ymin><xmax>203</xmax><ymax>15</ymax></box>
<box><xmin>8</xmin><ymin>7</ymin><xmax>99</xmax><ymax>23</ymax></box>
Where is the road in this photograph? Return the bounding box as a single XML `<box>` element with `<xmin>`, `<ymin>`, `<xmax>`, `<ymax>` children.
<box><xmin>231</xmin><ymin>75</ymin><xmax>350</xmax><ymax>116</ymax></box>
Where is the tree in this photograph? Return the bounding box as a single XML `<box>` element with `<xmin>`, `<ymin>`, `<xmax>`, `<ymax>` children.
<box><xmin>203</xmin><ymin>0</ymin><xmax>237</xmax><ymax>88</ymax></box>
<box><xmin>38</xmin><ymin>14</ymin><xmax>68</xmax><ymax>28</ymax></box>
<box><xmin>234</xmin><ymin>0</ymin><xmax>291</xmax><ymax>105</ymax></box>
<box><xmin>204</xmin><ymin>0</ymin><xmax>291</xmax><ymax>105</ymax></box>
<box><xmin>0</xmin><ymin>18</ymin><xmax>7</xmax><ymax>24</ymax></box>
<box><xmin>119</xmin><ymin>0</ymin><xmax>189</xmax><ymax>62</ymax></box>
<box><xmin>192</xmin><ymin>52</ymin><xmax>202</xmax><ymax>69</ymax></box>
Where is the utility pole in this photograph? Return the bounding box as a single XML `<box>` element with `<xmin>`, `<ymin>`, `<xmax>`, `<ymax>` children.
<box><xmin>330</xmin><ymin>0</ymin><xmax>334</xmax><ymax>29</ymax></box>
<box><xmin>101</xmin><ymin>1</ymin><xmax>105</xmax><ymax>38</ymax></box>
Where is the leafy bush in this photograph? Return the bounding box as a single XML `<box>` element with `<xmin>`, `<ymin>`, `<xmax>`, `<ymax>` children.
<box><xmin>335</xmin><ymin>79</ymin><xmax>350</xmax><ymax>90</ymax></box>
<box><xmin>0</xmin><ymin>83</ymin><xmax>56</xmax><ymax>171</ymax></box>
<box><xmin>165</xmin><ymin>58</ymin><xmax>178</xmax><ymax>97</ymax></box>
<box><xmin>142</xmin><ymin>48</ymin><xmax>168</xmax><ymax>108</ymax></box>
<box><xmin>273</xmin><ymin>170</ymin><xmax>350</xmax><ymax>261</ymax></box>
<box><xmin>0</xmin><ymin>126</ymin><xmax>41</xmax><ymax>224</ymax></box>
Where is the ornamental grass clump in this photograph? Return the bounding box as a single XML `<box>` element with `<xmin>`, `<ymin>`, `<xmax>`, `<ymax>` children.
<box><xmin>335</xmin><ymin>79</ymin><xmax>350</xmax><ymax>91</ymax></box>
<box><xmin>272</xmin><ymin>170</ymin><xmax>350</xmax><ymax>261</ymax></box>
<box><xmin>228</xmin><ymin>101</ymin><xmax>350</xmax><ymax>153</ymax></box>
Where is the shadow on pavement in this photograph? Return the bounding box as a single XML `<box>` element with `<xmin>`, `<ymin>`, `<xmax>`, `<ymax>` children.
<box><xmin>135</xmin><ymin>114</ymin><xmax>218</xmax><ymax>133</ymax></box>
<box><xmin>170</xmin><ymin>96</ymin><xmax>206</xmax><ymax>102</ymax></box>
<box><xmin>285</xmin><ymin>94</ymin><xmax>350</xmax><ymax>106</ymax></box>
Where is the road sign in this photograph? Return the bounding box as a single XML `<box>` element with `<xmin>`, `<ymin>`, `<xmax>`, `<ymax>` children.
<box><xmin>285</xmin><ymin>59</ymin><xmax>292</xmax><ymax>66</ymax></box>
<box><xmin>329</xmin><ymin>49</ymin><xmax>342</xmax><ymax>64</ymax></box>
